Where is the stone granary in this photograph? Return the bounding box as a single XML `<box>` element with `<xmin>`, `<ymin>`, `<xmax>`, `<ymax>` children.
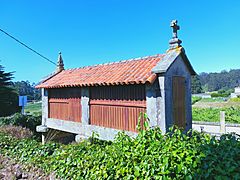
<box><xmin>36</xmin><ymin>20</ymin><xmax>196</xmax><ymax>142</ymax></box>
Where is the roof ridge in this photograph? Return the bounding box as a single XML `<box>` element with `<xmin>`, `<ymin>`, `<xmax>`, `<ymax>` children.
<box><xmin>66</xmin><ymin>54</ymin><xmax>164</xmax><ymax>71</ymax></box>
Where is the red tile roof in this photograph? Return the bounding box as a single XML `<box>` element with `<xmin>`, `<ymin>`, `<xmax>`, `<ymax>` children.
<box><xmin>36</xmin><ymin>54</ymin><xmax>164</xmax><ymax>89</ymax></box>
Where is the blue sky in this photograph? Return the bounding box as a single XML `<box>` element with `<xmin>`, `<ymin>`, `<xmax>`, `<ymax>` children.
<box><xmin>0</xmin><ymin>0</ymin><xmax>239</xmax><ymax>83</ymax></box>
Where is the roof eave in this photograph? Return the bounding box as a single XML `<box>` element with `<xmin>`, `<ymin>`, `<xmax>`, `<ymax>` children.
<box><xmin>35</xmin><ymin>71</ymin><xmax>63</xmax><ymax>89</ymax></box>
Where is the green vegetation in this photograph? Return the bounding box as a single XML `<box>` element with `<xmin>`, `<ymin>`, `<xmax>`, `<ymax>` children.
<box><xmin>0</xmin><ymin>125</ymin><xmax>33</xmax><ymax>139</ymax></box>
<box><xmin>0</xmin><ymin>125</ymin><xmax>240</xmax><ymax>179</ymax></box>
<box><xmin>192</xmin><ymin>96</ymin><xmax>202</xmax><ymax>104</ymax></box>
<box><xmin>25</xmin><ymin>102</ymin><xmax>42</xmax><ymax>115</ymax></box>
<box><xmin>191</xmin><ymin>75</ymin><xmax>202</xmax><ymax>94</ymax></box>
<box><xmin>229</xmin><ymin>97</ymin><xmax>240</xmax><ymax>102</ymax></box>
<box><xmin>198</xmin><ymin>97</ymin><xmax>226</xmax><ymax>103</ymax></box>
<box><xmin>0</xmin><ymin>114</ymin><xmax>240</xmax><ymax>178</ymax></box>
<box><xmin>0</xmin><ymin>113</ymin><xmax>41</xmax><ymax>134</ymax></box>
<box><xmin>198</xmin><ymin>69</ymin><xmax>240</xmax><ymax>92</ymax></box>
<box><xmin>0</xmin><ymin>64</ymin><xmax>19</xmax><ymax>116</ymax></box>
<box><xmin>192</xmin><ymin>107</ymin><xmax>240</xmax><ymax>123</ymax></box>
<box><xmin>210</xmin><ymin>89</ymin><xmax>232</xmax><ymax>98</ymax></box>
<box><xmin>192</xmin><ymin>69</ymin><xmax>240</xmax><ymax>94</ymax></box>
<box><xmin>0</xmin><ymin>63</ymin><xmax>41</xmax><ymax>117</ymax></box>
<box><xmin>12</xmin><ymin>81</ymin><xmax>41</xmax><ymax>101</ymax></box>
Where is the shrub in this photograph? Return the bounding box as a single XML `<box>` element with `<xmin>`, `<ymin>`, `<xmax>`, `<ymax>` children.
<box><xmin>211</xmin><ymin>90</ymin><xmax>231</xmax><ymax>98</ymax></box>
<box><xmin>197</xmin><ymin>134</ymin><xmax>240</xmax><ymax>178</ymax></box>
<box><xmin>192</xmin><ymin>96</ymin><xmax>202</xmax><ymax>104</ymax></box>
<box><xmin>1</xmin><ymin>126</ymin><xmax>240</xmax><ymax>179</ymax></box>
<box><xmin>0</xmin><ymin>113</ymin><xmax>41</xmax><ymax>133</ymax></box>
<box><xmin>0</xmin><ymin>125</ymin><xmax>33</xmax><ymax>139</ymax></box>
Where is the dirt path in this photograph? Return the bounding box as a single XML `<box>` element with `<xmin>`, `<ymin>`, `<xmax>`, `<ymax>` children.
<box><xmin>193</xmin><ymin>101</ymin><xmax>240</xmax><ymax>108</ymax></box>
<box><xmin>0</xmin><ymin>155</ymin><xmax>55</xmax><ymax>180</ymax></box>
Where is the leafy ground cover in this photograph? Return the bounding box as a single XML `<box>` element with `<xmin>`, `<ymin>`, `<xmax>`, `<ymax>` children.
<box><xmin>0</xmin><ymin>125</ymin><xmax>240</xmax><ymax>179</ymax></box>
<box><xmin>191</xmin><ymin>96</ymin><xmax>202</xmax><ymax>105</ymax></box>
<box><xmin>192</xmin><ymin>107</ymin><xmax>240</xmax><ymax>123</ymax></box>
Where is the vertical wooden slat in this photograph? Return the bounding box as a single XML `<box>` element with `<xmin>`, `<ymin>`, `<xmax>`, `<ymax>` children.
<box><xmin>89</xmin><ymin>84</ymin><xmax>146</xmax><ymax>132</ymax></box>
<box><xmin>48</xmin><ymin>88</ymin><xmax>82</xmax><ymax>122</ymax></box>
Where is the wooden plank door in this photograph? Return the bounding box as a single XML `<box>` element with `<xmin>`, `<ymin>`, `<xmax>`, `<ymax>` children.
<box><xmin>172</xmin><ymin>76</ymin><xmax>186</xmax><ymax>129</ymax></box>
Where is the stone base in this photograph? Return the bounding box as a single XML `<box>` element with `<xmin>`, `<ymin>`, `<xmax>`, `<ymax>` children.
<box><xmin>45</xmin><ymin>118</ymin><xmax>138</xmax><ymax>141</ymax></box>
<box><xmin>75</xmin><ymin>134</ymin><xmax>88</xmax><ymax>142</ymax></box>
<box><xmin>36</xmin><ymin>125</ymin><xmax>49</xmax><ymax>133</ymax></box>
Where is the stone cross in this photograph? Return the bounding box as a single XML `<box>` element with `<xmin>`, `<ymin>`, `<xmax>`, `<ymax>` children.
<box><xmin>170</xmin><ymin>20</ymin><xmax>180</xmax><ymax>39</ymax></box>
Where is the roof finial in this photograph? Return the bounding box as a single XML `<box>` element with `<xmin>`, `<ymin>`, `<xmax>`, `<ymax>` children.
<box><xmin>56</xmin><ymin>51</ymin><xmax>64</xmax><ymax>72</ymax></box>
<box><xmin>169</xmin><ymin>20</ymin><xmax>182</xmax><ymax>49</ymax></box>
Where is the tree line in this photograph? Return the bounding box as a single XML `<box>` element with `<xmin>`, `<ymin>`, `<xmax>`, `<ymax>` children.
<box><xmin>0</xmin><ymin>64</ymin><xmax>41</xmax><ymax>116</ymax></box>
<box><xmin>192</xmin><ymin>69</ymin><xmax>240</xmax><ymax>94</ymax></box>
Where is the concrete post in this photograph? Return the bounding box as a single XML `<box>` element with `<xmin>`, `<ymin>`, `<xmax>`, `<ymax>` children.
<box><xmin>42</xmin><ymin>88</ymin><xmax>48</xmax><ymax>126</ymax></box>
<box><xmin>220</xmin><ymin>111</ymin><xmax>226</xmax><ymax>134</ymax></box>
<box><xmin>41</xmin><ymin>88</ymin><xmax>49</xmax><ymax>144</ymax></box>
<box><xmin>42</xmin><ymin>134</ymin><xmax>46</xmax><ymax>145</ymax></box>
<box><xmin>81</xmin><ymin>87</ymin><xmax>90</xmax><ymax>125</ymax></box>
<box><xmin>146</xmin><ymin>84</ymin><xmax>158</xmax><ymax>127</ymax></box>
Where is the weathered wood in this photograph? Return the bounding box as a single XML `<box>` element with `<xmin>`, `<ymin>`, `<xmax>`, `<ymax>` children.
<box><xmin>89</xmin><ymin>84</ymin><xmax>146</xmax><ymax>132</ymax></box>
<box><xmin>172</xmin><ymin>76</ymin><xmax>186</xmax><ymax>129</ymax></box>
<box><xmin>48</xmin><ymin>88</ymin><xmax>82</xmax><ymax>122</ymax></box>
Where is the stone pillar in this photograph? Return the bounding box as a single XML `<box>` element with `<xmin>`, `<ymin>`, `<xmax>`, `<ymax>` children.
<box><xmin>81</xmin><ymin>87</ymin><xmax>90</xmax><ymax>125</ymax></box>
<box><xmin>186</xmin><ymin>77</ymin><xmax>193</xmax><ymax>131</ymax></box>
<box><xmin>146</xmin><ymin>84</ymin><xmax>157</xmax><ymax>127</ymax></box>
<box><xmin>157</xmin><ymin>76</ymin><xmax>167</xmax><ymax>133</ymax></box>
<box><xmin>38</xmin><ymin>88</ymin><xmax>49</xmax><ymax>144</ymax></box>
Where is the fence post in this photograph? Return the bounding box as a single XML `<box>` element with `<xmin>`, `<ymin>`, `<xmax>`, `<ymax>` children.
<box><xmin>42</xmin><ymin>134</ymin><xmax>46</xmax><ymax>145</ymax></box>
<box><xmin>220</xmin><ymin>111</ymin><xmax>226</xmax><ymax>134</ymax></box>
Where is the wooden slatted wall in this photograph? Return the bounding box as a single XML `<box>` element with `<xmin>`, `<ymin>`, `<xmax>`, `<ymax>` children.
<box><xmin>172</xmin><ymin>76</ymin><xmax>186</xmax><ymax>129</ymax></box>
<box><xmin>48</xmin><ymin>88</ymin><xmax>82</xmax><ymax>122</ymax></box>
<box><xmin>90</xmin><ymin>84</ymin><xmax>146</xmax><ymax>132</ymax></box>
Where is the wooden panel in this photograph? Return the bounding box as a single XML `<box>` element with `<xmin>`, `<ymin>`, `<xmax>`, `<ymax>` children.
<box><xmin>90</xmin><ymin>105</ymin><xmax>145</xmax><ymax>132</ymax></box>
<box><xmin>48</xmin><ymin>88</ymin><xmax>82</xmax><ymax>122</ymax></box>
<box><xmin>90</xmin><ymin>84</ymin><xmax>146</xmax><ymax>132</ymax></box>
<box><xmin>172</xmin><ymin>76</ymin><xmax>186</xmax><ymax>129</ymax></box>
<box><xmin>49</xmin><ymin>101</ymin><xmax>69</xmax><ymax>120</ymax></box>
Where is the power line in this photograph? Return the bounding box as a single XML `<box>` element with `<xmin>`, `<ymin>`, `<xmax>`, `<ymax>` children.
<box><xmin>0</xmin><ymin>28</ymin><xmax>57</xmax><ymax>66</ymax></box>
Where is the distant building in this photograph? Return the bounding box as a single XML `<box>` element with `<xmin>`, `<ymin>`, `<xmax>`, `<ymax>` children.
<box><xmin>231</xmin><ymin>87</ymin><xmax>240</xmax><ymax>98</ymax></box>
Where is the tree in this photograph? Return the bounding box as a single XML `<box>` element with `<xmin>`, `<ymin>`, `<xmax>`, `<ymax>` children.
<box><xmin>0</xmin><ymin>64</ymin><xmax>19</xmax><ymax>116</ymax></box>
<box><xmin>198</xmin><ymin>69</ymin><xmax>240</xmax><ymax>92</ymax></box>
<box><xmin>13</xmin><ymin>81</ymin><xmax>41</xmax><ymax>101</ymax></box>
<box><xmin>191</xmin><ymin>75</ymin><xmax>202</xmax><ymax>94</ymax></box>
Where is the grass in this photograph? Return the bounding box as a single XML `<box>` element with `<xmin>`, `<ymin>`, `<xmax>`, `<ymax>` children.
<box><xmin>192</xmin><ymin>96</ymin><xmax>240</xmax><ymax>123</ymax></box>
<box><xmin>192</xmin><ymin>97</ymin><xmax>240</xmax><ymax>108</ymax></box>
<box><xmin>198</xmin><ymin>97</ymin><xmax>226</xmax><ymax>103</ymax></box>
<box><xmin>192</xmin><ymin>106</ymin><xmax>240</xmax><ymax>124</ymax></box>
<box><xmin>25</xmin><ymin>102</ymin><xmax>42</xmax><ymax>115</ymax></box>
